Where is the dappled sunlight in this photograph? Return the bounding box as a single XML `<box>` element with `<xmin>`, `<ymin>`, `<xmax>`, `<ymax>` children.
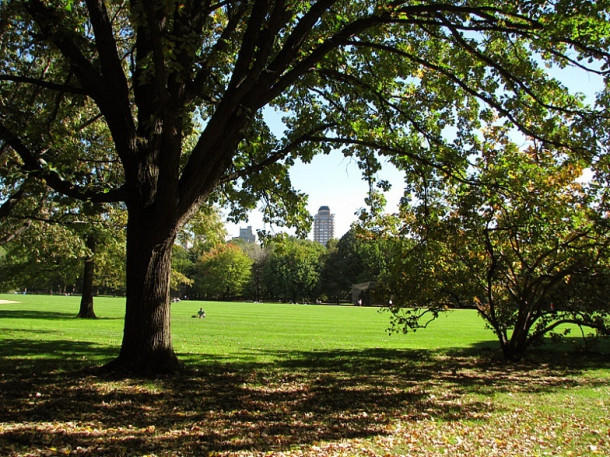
<box><xmin>1</xmin><ymin>343</ymin><xmax>608</xmax><ymax>456</ymax></box>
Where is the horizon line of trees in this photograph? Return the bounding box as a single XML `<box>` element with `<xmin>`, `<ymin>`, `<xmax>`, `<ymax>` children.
<box><xmin>0</xmin><ymin>210</ymin><xmax>391</xmax><ymax>305</ymax></box>
<box><xmin>174</xmin><ymin>228</ymin><xmax>392</xmax><ymax>304</ymax></box>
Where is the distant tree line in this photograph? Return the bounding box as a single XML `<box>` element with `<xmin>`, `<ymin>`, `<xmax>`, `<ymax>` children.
<box><xmin>173</xmin><ymin>226</ymin><xmax>394</xmax><ymax>304</ymax></box>
<box><xmin>0</xmin><ymin>205</ymin><xmax>393</xmax><ymax>305</ymax></box>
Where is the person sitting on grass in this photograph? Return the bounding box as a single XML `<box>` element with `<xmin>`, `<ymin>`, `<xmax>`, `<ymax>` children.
<box><xmin>197</xmin><ymin>307</ymin><xmax>206</xmax><ymax>318</ymax></box>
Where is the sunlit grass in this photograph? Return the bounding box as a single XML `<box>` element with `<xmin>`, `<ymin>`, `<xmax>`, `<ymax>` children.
<box><xmin>0</xmin><ymin>294</ymin><xmax>499</xmax><ymax>367</ymax></box>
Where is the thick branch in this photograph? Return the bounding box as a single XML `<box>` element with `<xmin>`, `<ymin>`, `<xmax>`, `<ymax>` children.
<box><xmin>26</xmin><ymin>1</ymin><xmax>106</xmax><ymax>99</ymax></box>
<box><xmin>0</xmin><ymin>74</ymin><xmax>87</xmax><ymax>95</ymax></box>
<box><xmin>219</xmin><ymin>122</ymin><xmax>339</xmax><ymax>183</ymax></box>
<box><xmin>186</xmin><ymin>3</ymin><xmax>249</xmax><ymax>104</ymax></box>
<box><xmin>0</xmin><ymin>121</ymin><xmax>126</xmax><ymax>203</ymax></box>
<box><xmin>229</xmin><ymin>0</ymin><xmax>272</xmax><ymax>90</ymax></box>
<box><xmin>26</xmin><ymin>0</ymin><xmax>136</xmax><ymax>159</ymax></box>
<box><xmin>139</xmin><ymin>0</ymin><xmax>170</xmax><ymax>107</ymax></box>
<box><xmin>85</xmin><ymin>0</ymin><xmax>131</xmax><ymax>99</ymax></box>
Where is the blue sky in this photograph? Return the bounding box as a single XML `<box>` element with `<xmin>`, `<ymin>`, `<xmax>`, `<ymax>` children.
<box><xmin>224</xmin><ymin>104</ymin><xmax>408</xmax><ymax>241</ymax></box>
<box><xmin>225</xmin><ymin>146</ymin><xmax>405</xmax><ymax>240</ymax></box>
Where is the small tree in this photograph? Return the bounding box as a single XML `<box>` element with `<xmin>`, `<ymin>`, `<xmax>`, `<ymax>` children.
<box><xmin>193</xmin><ymin>243</ymin><xmax>253</xmax><ymax>300</ymax></box>
<box><xmin>385</xmin><ymin>137</ymin><xmax>610</xmax><ymax>359</ymax></box>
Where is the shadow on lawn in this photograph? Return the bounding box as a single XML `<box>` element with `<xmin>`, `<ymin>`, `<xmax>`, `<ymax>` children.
<box><xmin>1</xmin><ymin>338</ymin><xmax>608</xmax><ymax>456</ymax></box>
<box><xmin>0</xmin><ymin>309</ymin><xmax>121</xmax><ymax>321</ymax></box>
<box><xmin>0</xmin><ymin>309</ymin><xmax>78</xmax><ymax>320</ymax></box>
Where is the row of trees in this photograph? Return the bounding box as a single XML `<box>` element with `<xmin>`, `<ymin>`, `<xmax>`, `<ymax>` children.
<box><xmin>172</xmin><ymin>227</ymin><xmax>389</xmax><ymax>303</ymax></box>
<box><xmin>0</xmin><ymin>204</ymin><xmax>390</xmax><ymax>305</ymax></box>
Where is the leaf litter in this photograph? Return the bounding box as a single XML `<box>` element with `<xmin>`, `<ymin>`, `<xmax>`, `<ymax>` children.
<box><xmin>0</xmin><ymin>352</ymin><xmax>608</xmax><ymax>456</ymax></box>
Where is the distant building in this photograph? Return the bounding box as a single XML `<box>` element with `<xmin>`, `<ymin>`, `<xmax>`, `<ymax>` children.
<box><xmin>235</xmin><ymin>226</ymin><xmax>256</xmax><ymax>244</ymax></box>
<box><xmin>313</xmin><ymin>206</ymin><xmax>335</xmax><ymax>246</ymax></box>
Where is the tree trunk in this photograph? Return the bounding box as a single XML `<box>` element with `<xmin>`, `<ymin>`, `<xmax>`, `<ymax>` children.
<box><xmin>77</xmin><ymin>234</ymin><xmax>97</xmax><ymax>319</ymax></box>
<box><xmin>104</xmin><ymin>208</ymin><xmax>183</xmax><ymax>376</ymax></box>
<box><xmin>501</xmin><ymin>305</ymin><xmax>536</xmax><ymax>360</ymax></box>
<box><xmin>501</xmin><ymin>326</ymin><xmax>530</xmax><ymax>360</ymax></box>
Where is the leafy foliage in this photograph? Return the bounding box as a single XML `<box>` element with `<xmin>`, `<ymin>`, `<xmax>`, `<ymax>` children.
<box><xmin>0</xmin><ymin>204</ymin><xmax>126</xmax><ymax>296</ymax></box>
<box><xmin>176</xmin><ymin>206</ymin><xmax>227</xmax><ymax>254</ymax></box>
<box><xmin>193</xmin><ymin>243</ymin><xmax>253</xmax><ymax>300</ymax></box>
<box><xmin>383</xmin><ymin>131</ymin><xmax>610</xmax><ymax>358</ymax></box>
<box><xmin>262</xmin><ymin>236</ymin><xmax>326</xmax><ymax>303</ymax></box>
<box><xmin>0</xmin><ymin>220</ymin><xmax>86</xmax><ymax>293</ymax></box>
<box><xmin>319</xmin><ymin>227</ymin><xmax>393</xmax><ymax>303</ymax></box>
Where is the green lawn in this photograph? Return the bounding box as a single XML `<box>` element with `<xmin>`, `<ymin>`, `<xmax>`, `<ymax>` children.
<box><xmin>1</xmin><ymin>294</ymin><xmax>608</xmax><ymax>456</ymax></box>
<box><xmin>0</xmin><ymin>293</ymin><xmax>498</xmax><ymax>366</ymax></box>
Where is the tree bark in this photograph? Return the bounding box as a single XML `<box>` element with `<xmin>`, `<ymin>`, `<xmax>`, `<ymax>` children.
<box><xmin>77</xmin><ymin>234</ymin><xmax>97</xmax><ymax>319</ymax></box>
<box><xmin>501</xmin><ymin>325</ymin><xmax>531</xmax><ymax>360</ymax></box>
<box><xmin>103</xmin><ymin>207</ymin><xmax>183</xmax><ymax>376</ymax></box>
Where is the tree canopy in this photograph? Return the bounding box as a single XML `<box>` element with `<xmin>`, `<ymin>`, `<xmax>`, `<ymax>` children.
<box><xmin>1</xmin><ymin>0</ymin><xmax>609</xmax><ymax>374</ymax></box>
<box><xmin>383</xmin><ymin>127</ymin><xmax>610</xmax><ymax>358</ymax></box>
<box><xmin>193</xmin><ymin>242</ymin><xmax>253</xmax><ymax>300</ymax></box>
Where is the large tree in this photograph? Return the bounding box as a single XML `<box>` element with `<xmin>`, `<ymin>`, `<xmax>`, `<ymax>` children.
<box><xmin>1</xmin><ymin>1</ymin><xmax>608</xmax><ymax>374</ymax></box>
<box><xmin>383</xmin><ymin>129</ymin><xmax>610</xmax><ymax>359</ymax></box>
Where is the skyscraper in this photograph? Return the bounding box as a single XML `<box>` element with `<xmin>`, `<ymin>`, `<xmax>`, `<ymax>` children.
<box><xmin>313</xmin><ymin>206</ymin><xmax>335</xmax><ymax>246</ymax></box>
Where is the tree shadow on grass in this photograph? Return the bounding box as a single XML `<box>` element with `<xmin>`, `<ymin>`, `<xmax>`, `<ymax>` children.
<box><xmin>0</xmin><ymin>309</ymin><xmax>77</xmax><ymax>320</ymax></box>
<box><xmin>1</xmin><ymin>340</ymin><xmax>608</xmax><ymax>456</ymax></box>
<box><xmin>0</xmin><ymin>309</ymin><xmax>121</xmax><ymax>321</ymax></box>
<box><xmin>0</xmin><ymin>338</ymin><xmax>118</xmax><ymax>363</ymax></box>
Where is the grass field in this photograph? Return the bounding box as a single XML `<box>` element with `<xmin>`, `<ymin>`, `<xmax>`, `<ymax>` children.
<box><xmin>1</xmin><ymin>294</ymin><xmax>608</xmax><ymax>456</ymax></box>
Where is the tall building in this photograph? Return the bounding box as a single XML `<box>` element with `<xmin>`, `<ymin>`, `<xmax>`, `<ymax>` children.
<box><xmin>313</xmin><ymin>206</ymin><xmax>335</xmax><ymax>246</ymax></box>
<box><xmin>236</xmin><ymin>226</ymin><xmax>256</xmax><ymax>244</ymax></box>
